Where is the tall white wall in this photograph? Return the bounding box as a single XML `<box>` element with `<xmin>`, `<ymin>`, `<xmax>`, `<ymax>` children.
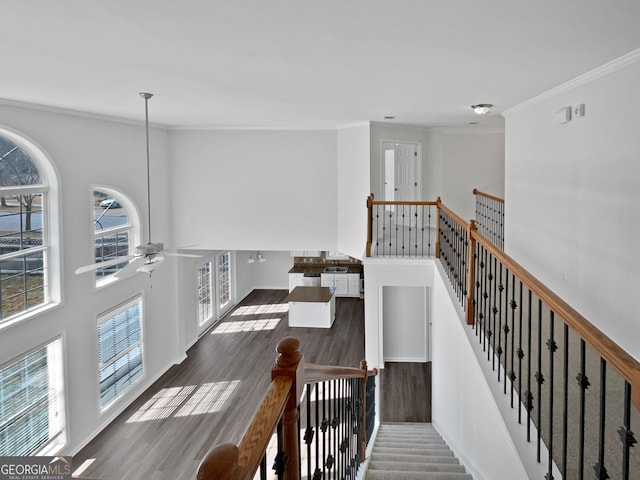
<box><xmin>503</xmin><ymin>51</ymin><xmax>640</xmax><ymax>361</ymax></box>
<box><xmin>337</xmin><ymin>124</ymin><xmax>370</xmax><ymax>259</ymax></box>
<box><xmin>0</xmin><ymin>102</ymin><xmax>180</xmax><ymax>455</ymax></box>
<box><xmin>431</xmin><ymin>264</ymin><xmax>537</xmax><ymax>480</ymax></box>
<box><xmin>427</xmin><ymin>127</ymin><xmax>505</xmax><ymax>221</ymax></box>
<box><xmin>167</xmin><ymin>129</ymin><xmax>338</xmax><ymax>252</ymax></box>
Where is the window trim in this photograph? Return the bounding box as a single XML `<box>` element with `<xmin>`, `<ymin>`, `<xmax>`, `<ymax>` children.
<box><xmin>91</xmin><ymin>186</ymin><xmax>141</xmax><ymax>289</ymax></box>
<box><xmin>96</xmin><ymin>296</ymin><xmax>145</xmax><ymax>412</ymax></box>
<box><xmin>0</xmin><ymin>126</ymin><xmax>60</xmax><ymax>329</ymax></box>
<box><xmin>217</xmin><ymin>251</ymin><xmax>234</xmax><ymax>318</ymax></box>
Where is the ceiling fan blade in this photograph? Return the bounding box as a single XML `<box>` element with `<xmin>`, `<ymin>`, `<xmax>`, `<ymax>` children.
<box><xmin>113</xmin><ymin>257</ymin><xmax>146</xmax><ymax>279</ymax></box>
<box><xmin>164</xmin><ymin>252</ymin><xmax>202</xmax><ymax>258</ymax></box>
<box><xmin>75</xmin><ymin>255</ymin><xmax>136</xmax><ymax>274</ymax></box>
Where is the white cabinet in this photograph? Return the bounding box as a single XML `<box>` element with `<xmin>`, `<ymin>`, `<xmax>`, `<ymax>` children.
<box><xmin>348</xmin><ymin>274</ymin><xmax>360</xmax><ymax>297</ymax></box>
<box><xmin>321</xmin><ymin>273</ymin><xmax>359</xmax><ymax>297</ymax></box>
<box><xmin>289</xmin><ymin>273</ymin><xmax>304</xmax><ymax>292</ymax></box>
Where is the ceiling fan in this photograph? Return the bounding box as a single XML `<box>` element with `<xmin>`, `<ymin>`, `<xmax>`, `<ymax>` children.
<box><xmin>75</xmin><ymin>92</ymin><xmax>199</xmax><ymax>279</ymax></box>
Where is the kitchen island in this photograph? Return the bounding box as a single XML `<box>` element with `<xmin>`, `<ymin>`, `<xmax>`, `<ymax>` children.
<box><xmin>285</xmin><ymin>286</ymin><xmax>335</xmax><ymax>328</ymax></box>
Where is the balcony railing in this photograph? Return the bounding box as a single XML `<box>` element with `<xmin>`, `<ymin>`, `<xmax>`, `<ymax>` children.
<box><xmin>473</xmin><ymin>188</ymin><xmax>504</xmax><ymax>250</ymax></box>
<box><xmin>365</xmin><ymin>194</ymin><xmax>437</xmax><ymax>258</ymax></box>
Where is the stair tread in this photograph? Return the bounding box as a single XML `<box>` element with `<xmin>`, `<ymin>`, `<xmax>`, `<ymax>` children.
<box><xmin>366</xmin><ymin>471</ymin><xmax>472</xmax><ymax>480</ymax></box>
<box><xmin>369</xmin><ymin>461</ymin><xmax>467</xmax><ymax>473</ymax></box>
<box><xmin>373</xmin><ymin>446</ymin><xmax>452</xmax><ymax>454</ymax></box>
<box><xmin>371</xmin><ymin>453</ymin><xmax>461</xmax><ymax>464</ymax></box>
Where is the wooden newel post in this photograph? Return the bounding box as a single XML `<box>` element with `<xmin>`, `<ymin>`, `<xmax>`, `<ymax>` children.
<box><xmin>435</xmin><ymin>197</ymin><xmax>442</xmax><ymax>258</ymax></box>
<box><xmin>465</xmin><ymin>220</ymin><xmax>477</xmax><ymax>326</ymax></box>
<box><xmin>366</xmin><ymin>194</ymin><xmax>374</xmax><ymax>257</ymax></box>
<box><xmin>359</xmin><ymin>360</ymin><xmax>368</xmax><ymax>462</ymax></box>
<box><xmin>272</xmin><ymin>337</ymin><xmax>304</xmax><ymax>480</ymax></box>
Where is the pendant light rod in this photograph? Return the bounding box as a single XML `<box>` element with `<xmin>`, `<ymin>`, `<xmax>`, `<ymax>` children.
<box><xmin>140</xmin><ymin>92</ymin><xmax>153</xmax><ymax>243</ymax></box>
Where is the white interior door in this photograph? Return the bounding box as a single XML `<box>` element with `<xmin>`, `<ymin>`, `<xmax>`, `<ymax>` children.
<box><xmin>382</xmin><ymin>142</ymin><xmax>421</xmax><ymax>225</ymax></box>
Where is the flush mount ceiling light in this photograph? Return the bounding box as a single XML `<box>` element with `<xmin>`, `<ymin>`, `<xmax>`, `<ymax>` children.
<box><xmin>471</xmin><ymin>104</ymin><xmax>493</xmax><ymax>115</ymax></box>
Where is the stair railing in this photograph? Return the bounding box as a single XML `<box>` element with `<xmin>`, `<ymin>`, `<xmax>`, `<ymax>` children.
<box><xmin>435</xmin><ymin>197</ymin><xmax>640</xmax><ymax>479</ymax></box>
<box><xmin>473</xmin><ymin>188</ymin><xmax>505</xmax><ymax>250</ymax></box>
<box><xmin>197</xmin><ymin>337</ymin><xmax>378</xmax><ymax>480</ymax></box>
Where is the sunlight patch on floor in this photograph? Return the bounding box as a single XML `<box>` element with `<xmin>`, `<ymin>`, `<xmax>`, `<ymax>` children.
<box><xmin>231</xmin><ymin>303</ymin><xmax>289</xmax><ymax>316</ymax></box>
<box><xmin>126</xmin><ymin>385</ymin><xmax>197</xmax><ymax>423</ymax></box>
<box><xmin>72</xmin><ymin>458</ymin><xmax>96</xmax><ymax>477</ymax></box>
<box><xmin>175</xmin><ymin>380</ymin><xmax>241</xmax><ymax>417</ymax></box>
<box><xmin>211</xmin><ymin>318</ymin><xmax>281</xmax><ymax>334</ymax></box>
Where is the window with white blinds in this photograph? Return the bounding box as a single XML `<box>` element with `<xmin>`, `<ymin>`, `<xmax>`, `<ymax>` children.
<box><xmin>98</xmin><ymin>297</ymin><xmax>143</xmax><ymax>409</ymax></box>
<box><xmin>0</xmin><ymin>339</ymin><xmax>64</xmax><ymax>455</ymax></box>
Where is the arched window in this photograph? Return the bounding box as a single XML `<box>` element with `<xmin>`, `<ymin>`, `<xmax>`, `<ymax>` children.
<box><xmin>0</xmin><ymin>133</ymin><xmax>52</xmax><ymax>323</ymax></box>
<box><xmin>93</xmin><ymin>188</ymin><xmax>139</xmax><ymax>286</ymax></box>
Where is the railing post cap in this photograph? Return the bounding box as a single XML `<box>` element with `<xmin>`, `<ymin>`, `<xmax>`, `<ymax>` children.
<box><xmin>197</xmin><ymin>443</ymin><xmax>240</xmax><ymax>480</ymax></box>
<box><xmin>276</xmin><ymin>337</ymin><xmax>301</xmax><ymax>367</ymax></box>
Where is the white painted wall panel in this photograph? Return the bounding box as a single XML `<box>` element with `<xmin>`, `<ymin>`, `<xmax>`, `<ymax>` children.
<box><xmin>504</xmin><ymin>57</ymin><xmax>640</xmax><ymax>361</ymax></box>
<box><xmin>168</xmin><ymin>129</ymin><xmax>338</xmax><ymax>252</ymax></box>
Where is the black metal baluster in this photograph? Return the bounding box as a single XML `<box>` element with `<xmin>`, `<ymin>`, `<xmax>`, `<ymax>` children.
<box><xmin>260</xmin><ymin>454</ymin><xmax>267</xmax><ymax>480</ymax></box>
<box><xmin>536</xmin><ymin>299</ymin><xmax>543</xmax><ymax>462</ymax></box>
<box><xmin>508</xmin><ymin>272</ymin><xmax>516</xmax><ymax>400</ymax></box>
<box><xmin>577</xmin><ymin>339</ymin><xmax>589</xmax><ymax>480</ymax></box>
<box><xmin>274</xmin><ymin>419</ymin><xmax>286</xmax><ymax>480</ymax></box>
<box><xmin>562</xmin><ymin>324</ymin><xmax>569</xmax><ymax>479</ymax></box>
<box><xmin>482</xmin><ymin>246</ymin><xmax>489</xmax><ymax>353</ymax></box>
<box><xmin>517</xmin><ymin>280</ymin><xmax>524</xmax><ymax>422</ymax></box>
<box><xmin>401</xmin><ymin>204</ymin><xmax>405</xmax><ymax>257</ymax></box>
<box><xmin>314</xmin><ymin>382</ymin><xmax>321</xmax><ymax>480</ymax></box>
<box><xmin>305</xmin><ymin>384</ymin><xmax>312</xmax><ymax>480</ymax></box>
<box><xmin>619</xmin><ymin>381</ymin><xmax>635</xmax><ymax>480</ymax></box>
<box><xmin>594</xmin><ymin>359</ymin><xmax>609</xmax><ymax>480</ymax></box>
<box><xmin>327</xmin><ymin>380</ymin><xmax>333</xmax><ymax>479</ymax></box>
<box><xmin>497</xmin><ymin>263</ymin><xmax>504</xmax><ymax>380</ymax></box>
<box><xmin>546</xmin><ymin>311</ymin><xmax>556</xmax><ymax>480</ymax></box>
<box><xmin>525</xmin><ymin>289</ymin><xmax>533</xmax><ymax>442</ymax></box>
<box><xmin>487</xmin><ymin>251</ymin><xmax>494</xmax><ymax>361</ymax></box>
<box><xmin>492</xmin><ymin>255</ymin><xmax>498</xmax><ymax>368</ymax></box>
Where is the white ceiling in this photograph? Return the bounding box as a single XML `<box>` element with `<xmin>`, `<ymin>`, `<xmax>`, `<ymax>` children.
<box><xmin>2</xmin><ymin>1</ymin><xmax>640</xmax><ymax>129</ymax></box>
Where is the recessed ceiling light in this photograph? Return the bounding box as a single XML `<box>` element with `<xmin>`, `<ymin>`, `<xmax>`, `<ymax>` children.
<box><xmin>384</xmin><ymin>116</ymin><xmax>396</xmax><ymax>120</ymax></box>
<box><xmin>470</xmin><ymin>104</ymin><xmax>493</xmax><ymax>115</ymax></box>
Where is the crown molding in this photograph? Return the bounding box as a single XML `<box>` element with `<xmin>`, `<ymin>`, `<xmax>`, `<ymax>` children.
<box><xmin>503</xmin><ymin>47</ymin><xmax>640</xmax><ymax>117</ymax></box>
<box><xmin>430</xmin><ymin>126</ymin><xmax>504</xmax><ymax>135</ymax></box>
<box><xmin>0</xmin><ymin>97</ymin><xmax>152</xmax><ymax>127</ymax></box>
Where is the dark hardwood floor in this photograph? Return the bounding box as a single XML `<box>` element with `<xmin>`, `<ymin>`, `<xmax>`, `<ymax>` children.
<box><xmin>380</xmin><ymin>362</ymin><xmax>432</xmax><ymax>423</ymax></box>
<box><xmin>72</xmin><ymin>290</ymin><xmax>371</xmax><ymax>479</ymax></box>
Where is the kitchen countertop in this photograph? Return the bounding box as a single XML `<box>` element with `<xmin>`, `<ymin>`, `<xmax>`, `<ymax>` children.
<box><xmin>288</xmin><ymin>265</ymin><xmax>362</xmax><ymax>274</ymax></box>
<box><xmin>285</xmin><ymin>286</ymin><xmax>334</xmax><ymax>303</ymax></box>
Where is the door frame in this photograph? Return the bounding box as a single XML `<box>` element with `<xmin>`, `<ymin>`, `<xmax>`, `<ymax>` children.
<box><xmin>379</xmin><ymin>139</ymin><xmax>423</xmax><ymax>202</ymax></box>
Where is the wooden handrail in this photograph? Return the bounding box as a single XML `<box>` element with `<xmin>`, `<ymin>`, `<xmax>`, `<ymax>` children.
<box><xmin>304</xmin><ymin>363</ymin><xmax>379</xmax><ymax>384</ymax></box>
<box><xmin>470</xmin><ymin>227</ymin><xmax>640</xmax><ymax>410</ymax></box>
<box><xmin>437</xmin><ymin>199</ymin><xmax>470</xmax><ymax>230</ymax></box>
<box><xmin>473</xmin><ymin>188</ymin><xmax>505</xmax><ymax>204</ymax></box>
<box><xmin>369</xmin><ymin>199</ymin><xmax>439</xmax><ymax>206</ymax></box>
